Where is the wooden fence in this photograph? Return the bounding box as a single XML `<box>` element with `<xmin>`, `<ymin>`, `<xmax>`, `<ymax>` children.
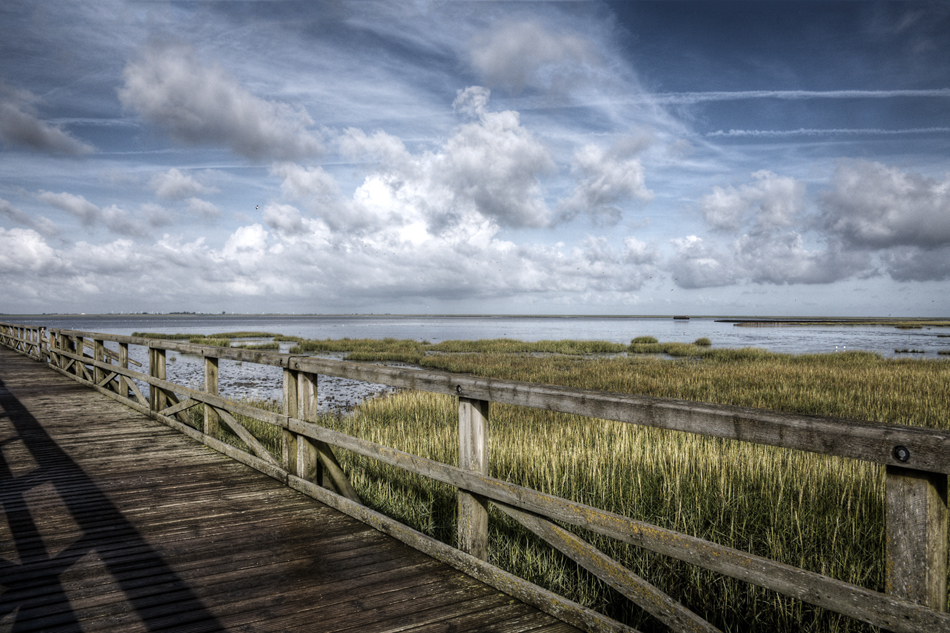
<box><xmin>1</xmin><ymin>321</ymin><xmax>948</xmax><ymax>633</ymax></box>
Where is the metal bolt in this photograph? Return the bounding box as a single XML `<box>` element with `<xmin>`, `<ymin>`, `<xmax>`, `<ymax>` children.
<box><xmin>893</xmin><ymin>445</ymin><xmax>910</xmax><ymax>463</ymax></box>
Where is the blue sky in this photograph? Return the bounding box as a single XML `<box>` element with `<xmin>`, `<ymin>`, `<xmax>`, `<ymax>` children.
<box><xmin>1</xmin><ymin>1</ymin><xmax>949</xmax><ymax>316</ymax></box>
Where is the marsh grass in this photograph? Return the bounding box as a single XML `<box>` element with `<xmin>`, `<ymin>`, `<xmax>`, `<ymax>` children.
<box><xmin>162</xmin><ymin>333</ymin><xmax>949</xmax><ymax>631</ymax></box>
<box><xmin>429</xmin><ymin>338</ymin><xmax>629</xmax><ymax>355</ymax></box>
<box><xmin>234</xmin><ymin>342</ymin><xmax>280</xmax><ymax>350</ymax></box>
<box><xmin>321</xmin><ymin>348</ymin><xmax>949</xmax><ymax>632</ymax></box>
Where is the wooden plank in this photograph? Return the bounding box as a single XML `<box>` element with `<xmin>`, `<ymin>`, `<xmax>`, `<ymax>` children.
<box><xmin>497</xmin><ymin>503</ymin><xmax>720</xmax><ymax>633</ymax></box>
<box><xmin>287</xmin><ymin>475</ymin><xmax>634</xmax><ymax>633</ymax></box>
<box><xmin>212</xmin><ymin>406</ymin><xmax>281</xmax><ymax>467</ymax></box>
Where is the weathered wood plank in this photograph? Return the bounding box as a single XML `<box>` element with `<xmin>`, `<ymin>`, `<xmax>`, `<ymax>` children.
<box><xmin>458</xmin><ymin>397</ymin><xmax>490</xmax><ymax>560</ymax></box>
<box><xmin>497</xmin><ymin>503</ymin><xmax>721</xmax><ymax>633</ymax></box>
<box><xmin>886</xmin><ymin>466</ymin><xmax>949</xmax><ymax>611</ymax></box>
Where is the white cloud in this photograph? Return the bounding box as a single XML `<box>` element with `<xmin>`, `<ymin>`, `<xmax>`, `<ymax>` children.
<box><xmin>0</xmin><ymin>82</ymin><xmax>93</xmax><ymax>155</ymax></box>
<box><xmin>38</xmin><ymin>191</ymin><xmax>100</xmax><ymax>225</ymax></box>
<box><xmin>700</xmin><ymin>170</ymin><xmax>804</xmax><ymax>231</ymax></box>
<box><xmin>0</xmin><ymin>197</ymin><xmax>59</xmax><ymax>236</ymax></box>
<box><xmin>558</xmin><ymin>140</ymin><xmax>653</xmax><ymax>226</ymax></box>
<box><xmin>263</xmin><ymin>203</ymin><xmax>307</xmax><ymax>235</ymax></box>
<box><xmin>119</xmin><ymin>44</ymin><xmax>322</xmax><ymax>160</ymax></box>
<box><xmin>150</xmin><ymin>168</ymin><xmax>219</xmax><ymax>199</ymax></box>
<box><xmin>668</xmin><ymin>236</ymin><xmax>738</xmax><ymax>289</ymax></box>
<box><xmin>469</xmin><ymin>21</ymin><xmax>597</xmax><ymax>92</ymax></box>
<box><xmin>186</xmin><ymin>197</ymin><xmax>222</xmax><ymax>220</ymax></box>
<box><xmin>452</xmin><ymin>86</ymin><xmax>492</xmax><ymax>119</ymax></box>
<box><xmin>881</xmin><ymin>246</ymin><xmax>950</xmax><ymax>282</ymax></box>
<box><xmin>101</xmin><ymin>205</ymin><xmax>147</xmax><ymax>237</ymax></box>
<box><xmin>440</xmin><ymin>89</ymin><xmax>555</xmax><ymax>228</ymax></box>
<box><xmin>821</xmin><ymin>160</ymin><xmax>950</xmax><ymax>249</ymax></box>
<box><xmin>0</xmin><ymin>228</ymin><xmax>62</xmax><ymax>274</ymax></box>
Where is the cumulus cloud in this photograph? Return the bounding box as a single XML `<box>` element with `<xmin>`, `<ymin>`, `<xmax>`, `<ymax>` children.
<box><xmin>663</xmin><ymin>171</ymin><xmax>863</xmax><ymax>289</ymax></box>
<box><xmin>881</xmin><ymin>246</ymin><xmax>950</xmax><ymax>282</ymax></box>
<box><xmin>469</xmin><ymin>21</ymin><xmax>597</xmax><ymax>92</ymax></box>
<box><xmin>817</xmin><ymin>160</ymin><xmax>950</xmax><ymax>281</ymax></box>
<box><xmin>668</xmin><ymin>236</ymin><xmax>738</xmax><ymax>289</ymax></box>
<box><xmin>101</xmin><ymin>205</ymin><xmax>147</xmax><ymax>237</ymax></box>
<box><xmin>0</xmin><ymin>228</ymin><xmax>63</xmax><ymax>274</ymax></box>
<box><xmin>0</xmin><ymin>82</ymin><xmax>93</xmax><ymax>155</ymax></box>
<box><xmin>452</xmin><ymin>86</ymin><xmax>492</xmax><ymax>119</ymax></box>
<box><xmin>821</xmin><ymin>160</ymin><xmax>950</xmax><ymax>250</ymax></box>
<box><xmin>297</xmin><ymin>88</ymin><xmax>554</xmax><ymax>232</ymax></box>
<box><xmin>263</xmin><ymin>203</ymin><xmax>307</xmax><ymax>235</ymax></box>
<box><xmin>150</xmin><ymin>168</ymin><xmax>219</xmax><ymax>199</ymax></box>
<box><xmin>119</xmin><ymin>44</ymin><xmax>322</xmax><ymax>160</ymax></box>
<box><xmin>0</xmin><ymin>197</ymin><xmax>59</xmax><ymax>236</ymax></box>
<box><xmin>186</xmin><ymin>197</ymin><xmax>222</xmax><ymax>220</ymax></box>
<box><xmin>558</xmin><ymin>139</ymin><xmax>653</xmax><ymax>226</ymax></box>
<box><xmin>733</xmin><ymin>231</ymin><xmax>867</xmax><ymax>285</ymax></box>
<box><xmin>700</xmin><ymin>170</ymin><xmax>805</xmax><ymax>231</ymax></box>
<box><xmin>440</xmin><ymin>87</ymin><xmax>555</xmax><ymax>227</ymax></box>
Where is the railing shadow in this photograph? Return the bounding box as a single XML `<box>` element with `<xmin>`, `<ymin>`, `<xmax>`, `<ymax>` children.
<box><xmin>0</xmin><ymin>375</ymin><xmax>225</xmax><ymax>632</ymax></box>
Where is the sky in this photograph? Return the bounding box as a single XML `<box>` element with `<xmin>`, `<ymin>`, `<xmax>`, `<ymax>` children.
<box><xmin>1</xmin><ymin>1</ymin><xmax>949</xmax><ymax>317</ymax></box>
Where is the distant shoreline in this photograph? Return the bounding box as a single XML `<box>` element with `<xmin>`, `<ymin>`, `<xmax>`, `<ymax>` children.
<box><xmin>3</xmin><ymin>313</ymin><xmax>948</xmax><ymax>322</ymax></box>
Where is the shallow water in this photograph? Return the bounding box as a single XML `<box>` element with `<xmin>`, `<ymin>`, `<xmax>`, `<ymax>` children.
<box><xmin>11</xmin><ymin>314</ymin><xmax>949</xmax><ymax>409</ymax></box>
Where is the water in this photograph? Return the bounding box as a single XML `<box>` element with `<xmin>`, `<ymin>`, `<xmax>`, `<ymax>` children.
<box><xmin>8</xmin><ymin>315</ymin><xmax>947</xmax><ymax>408</ymax></box>
<box><xmin>10</xmin><ymin>314</ymin><xmax>949</xmax><ymax>357</ymax></box>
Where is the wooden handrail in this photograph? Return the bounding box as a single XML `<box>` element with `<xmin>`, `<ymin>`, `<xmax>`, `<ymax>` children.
<box><xmin>2</xmin><ymin>323</ymin><xmax>947</xmax><ymax>633</ymax></box>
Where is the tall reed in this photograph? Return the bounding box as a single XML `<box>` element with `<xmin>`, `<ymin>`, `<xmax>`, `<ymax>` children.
<box><xmin>321</xmin><ymin>349</ymin><xmax>949</xmax><ymax>632</ymax></box>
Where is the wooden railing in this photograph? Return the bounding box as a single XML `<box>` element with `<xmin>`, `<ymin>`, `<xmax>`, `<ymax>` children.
<box><xmin>1</xmin><ymin>321</ymin><xmax>948</xmax><ymax>633</ymax></box>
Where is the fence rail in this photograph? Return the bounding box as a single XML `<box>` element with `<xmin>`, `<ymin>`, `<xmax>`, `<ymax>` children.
<box><xmin>1</xmin><ymin>321</ymin><xmax>947</xmax><ymax>633</ymax></box>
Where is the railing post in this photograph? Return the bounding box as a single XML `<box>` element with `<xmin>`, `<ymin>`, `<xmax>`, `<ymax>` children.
<box><xmin>204</xmin><ymin>356</ymin><xmax>219</xmax><ymax>437</ymax></box>
<box><xmin>149</xmin><ymin>346</ymin><xmax>166</xmax><ymax>412</ymax></box>
<box><xmin>886</xmin><ymin>465</ymin><xmax>949</xmax><ymax>611</ymax></box>
<box><xmin>282</xmin><ymin>369</ymin><xmax>300</xmax><ymax>476</ymax></box>
<box><xmin>118</xmin><ymin>342</ymin><xmax>129</xmax><ymax>398</ymax></box>
<box><xmin>295</xmin><ymin>371</ymin><xmax>321</xmax><ymax>483</ymax></box>
<box><xmin>67</xmin><ymin>336</ymin><xmax>78</xmax><ymax>375</ymax></box>
<box><xmin>94</xmin><ymin>338</ymin><xmax>105</xmax><ymax>385</ymax></box>
<box><xmin>458</xmin><ymin>397</ymin><xmax>490</xmax><ymax>559</ymax></box>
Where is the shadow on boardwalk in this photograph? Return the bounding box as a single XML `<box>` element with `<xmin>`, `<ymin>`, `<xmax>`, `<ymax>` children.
<box><xmin>0</xmin><ymin>375</ymin><xmax>226</xmax><ymax>632</ymax></box>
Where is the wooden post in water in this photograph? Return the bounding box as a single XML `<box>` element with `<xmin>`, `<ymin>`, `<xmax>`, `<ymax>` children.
<box><xmin>885</xmin><ymin>465</ymin><xmax>949</xmax><ymax>611</ymax></box>
<box><xmin>458</xmin><ymin>397</ymin><xmax>490</xmax><ymax>560</ymax></box>
<box><xmin>204</xmin><ymin>356</ymin><xmax>219</xmax><ymax>437</ymax></box>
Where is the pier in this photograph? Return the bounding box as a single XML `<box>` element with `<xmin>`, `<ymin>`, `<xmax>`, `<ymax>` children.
<box><xmin>0</xmin><ymin>345</ymin><xmax>578</xmax><ymax>632</ymax></box>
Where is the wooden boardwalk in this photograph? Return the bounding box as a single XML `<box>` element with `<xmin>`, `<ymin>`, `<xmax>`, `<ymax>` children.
<box><xmin>0</xmin><ymin>347</ymin><xmax>578</xmax><ymax>633</ymax></box>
